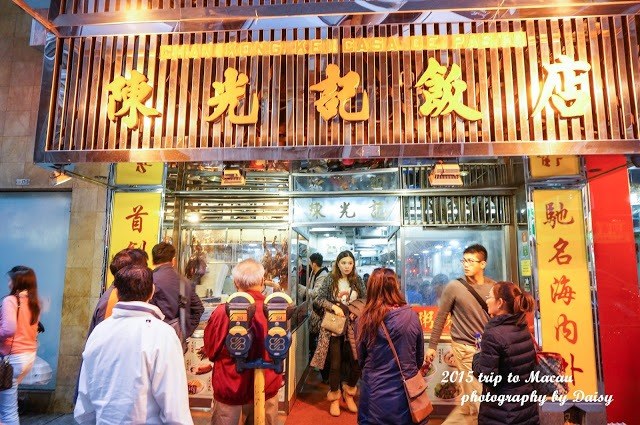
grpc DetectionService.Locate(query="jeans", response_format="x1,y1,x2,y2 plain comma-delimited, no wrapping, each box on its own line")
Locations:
0,352,36,425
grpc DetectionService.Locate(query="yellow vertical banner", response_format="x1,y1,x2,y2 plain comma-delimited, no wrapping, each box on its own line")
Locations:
114,162,164,185
529,156,580,178
533,189,597,397
107,192,162,281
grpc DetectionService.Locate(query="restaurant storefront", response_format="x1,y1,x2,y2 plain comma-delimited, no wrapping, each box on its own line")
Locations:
12,0,640,421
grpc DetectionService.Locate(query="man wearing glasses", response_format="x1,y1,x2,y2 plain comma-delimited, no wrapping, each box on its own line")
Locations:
425,244,495,425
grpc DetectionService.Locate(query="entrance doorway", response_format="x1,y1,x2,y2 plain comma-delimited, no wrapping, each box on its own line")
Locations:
295,225,400,279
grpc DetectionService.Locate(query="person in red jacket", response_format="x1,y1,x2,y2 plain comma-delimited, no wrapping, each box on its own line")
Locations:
203,259,283,425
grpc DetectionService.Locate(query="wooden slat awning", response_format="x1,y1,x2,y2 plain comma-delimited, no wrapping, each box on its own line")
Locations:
34,16,640,163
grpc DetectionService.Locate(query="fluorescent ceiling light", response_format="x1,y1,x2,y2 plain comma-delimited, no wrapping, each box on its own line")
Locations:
309,227,339,232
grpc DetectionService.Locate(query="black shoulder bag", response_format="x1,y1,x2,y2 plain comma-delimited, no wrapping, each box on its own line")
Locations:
457,278,488,314
0,295,19,390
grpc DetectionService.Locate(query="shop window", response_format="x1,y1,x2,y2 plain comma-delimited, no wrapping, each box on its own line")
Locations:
180,228,290,300
402,228,507,306
0,192,71,390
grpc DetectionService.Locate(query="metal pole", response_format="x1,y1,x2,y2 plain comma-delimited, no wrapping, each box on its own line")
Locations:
254,368,266,425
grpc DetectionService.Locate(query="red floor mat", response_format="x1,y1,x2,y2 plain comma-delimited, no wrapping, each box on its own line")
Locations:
285,369,358,425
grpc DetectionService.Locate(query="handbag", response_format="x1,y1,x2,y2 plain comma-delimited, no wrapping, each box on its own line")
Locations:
0,357,13,391
0,295,19,391
321,311,346,336
381,323,433,423
531,338,569,396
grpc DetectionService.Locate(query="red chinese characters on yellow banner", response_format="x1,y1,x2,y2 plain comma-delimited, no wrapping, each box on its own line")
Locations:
114,162,164,185
412,306,452,336
107,192,162,282
533,190,597,396
529,156,580,178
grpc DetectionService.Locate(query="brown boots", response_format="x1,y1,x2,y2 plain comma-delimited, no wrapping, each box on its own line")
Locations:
342,383,358,413
327,390,341,416
327,384,358,416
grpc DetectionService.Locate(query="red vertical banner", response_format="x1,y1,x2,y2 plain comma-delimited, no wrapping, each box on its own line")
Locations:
586,155,640,421
533,189,597,396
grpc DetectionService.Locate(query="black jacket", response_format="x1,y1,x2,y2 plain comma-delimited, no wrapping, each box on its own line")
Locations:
472,314,539,425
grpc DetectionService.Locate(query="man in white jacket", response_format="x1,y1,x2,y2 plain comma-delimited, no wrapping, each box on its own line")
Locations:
74,264,193,425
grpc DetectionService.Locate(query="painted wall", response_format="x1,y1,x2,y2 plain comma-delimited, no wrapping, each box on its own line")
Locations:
586,155,640,422
1,3,109,411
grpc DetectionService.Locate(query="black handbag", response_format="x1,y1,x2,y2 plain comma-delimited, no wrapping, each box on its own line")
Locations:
0,295,19,391
0,357,13,391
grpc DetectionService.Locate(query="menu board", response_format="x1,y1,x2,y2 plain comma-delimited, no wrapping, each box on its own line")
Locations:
184,333,214,404
424,342,463,406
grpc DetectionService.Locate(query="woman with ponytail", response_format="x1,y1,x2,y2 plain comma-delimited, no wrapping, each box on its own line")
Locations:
472,281,539,425
0,266,41,424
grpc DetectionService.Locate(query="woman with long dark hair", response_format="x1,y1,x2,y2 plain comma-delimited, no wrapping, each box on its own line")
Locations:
356,268,425,424
312,250,365,417
185,256,207,286
0,266,41,424
472,281,539,425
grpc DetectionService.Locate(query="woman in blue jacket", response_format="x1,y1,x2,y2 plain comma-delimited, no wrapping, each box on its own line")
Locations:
472,281,539,425
357,268,425,424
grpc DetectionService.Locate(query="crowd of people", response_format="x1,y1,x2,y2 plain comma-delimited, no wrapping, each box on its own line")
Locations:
306,244,539,425
0,242,541,424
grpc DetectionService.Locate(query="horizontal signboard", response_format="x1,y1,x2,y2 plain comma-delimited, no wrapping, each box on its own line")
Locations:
36,17,640,163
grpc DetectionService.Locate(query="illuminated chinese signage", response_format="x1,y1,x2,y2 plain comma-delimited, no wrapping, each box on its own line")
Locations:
41,18,639,161
292,197,400,224
412,306,452,335
416,58,481,121
107,192,162,281
533,190,597,396
532,55,592,118
110,164,164,276
106,70,162,130
205,67,259,125
159,32,526,60
106,53,592,129
310,64,369,122
114,162,164,185
529,156,581,178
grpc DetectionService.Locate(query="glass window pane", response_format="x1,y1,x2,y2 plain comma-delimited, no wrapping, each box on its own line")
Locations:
402,228,507,306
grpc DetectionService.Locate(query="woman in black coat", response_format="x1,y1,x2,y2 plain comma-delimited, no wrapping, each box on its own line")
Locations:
472,281,539,425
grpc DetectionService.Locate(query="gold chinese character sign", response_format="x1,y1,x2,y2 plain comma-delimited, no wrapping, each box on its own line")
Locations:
415,58,482,121
106,70,162,130
310,64,369,122
532,55,591,118
205,67,259,125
